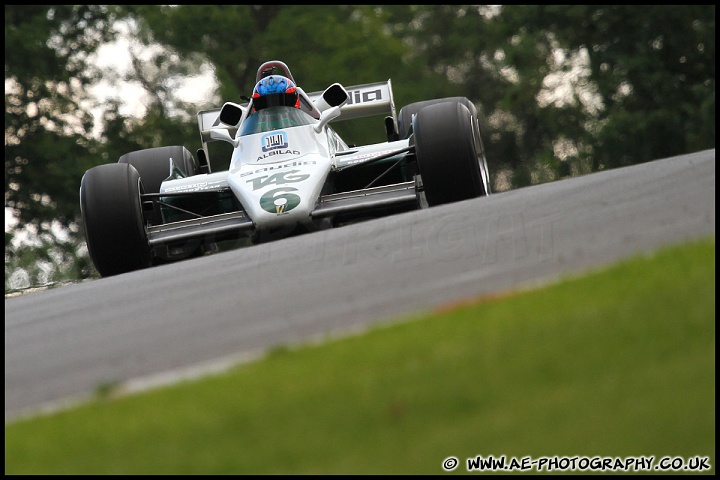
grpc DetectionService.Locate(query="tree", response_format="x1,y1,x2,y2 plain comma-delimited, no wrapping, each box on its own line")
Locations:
117,5,448,150
5,6,121,232
5,6,123,288
378,5,715,187
539,5,715,170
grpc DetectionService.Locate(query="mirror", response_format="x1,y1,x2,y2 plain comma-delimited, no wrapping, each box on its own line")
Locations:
218,102,244,126
313,83,349,113
323,83,349,108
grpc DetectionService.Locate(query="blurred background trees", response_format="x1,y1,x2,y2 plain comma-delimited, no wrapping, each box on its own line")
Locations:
5,5,715,292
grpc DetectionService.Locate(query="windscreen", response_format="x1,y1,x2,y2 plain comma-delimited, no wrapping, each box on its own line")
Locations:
239,106,316,137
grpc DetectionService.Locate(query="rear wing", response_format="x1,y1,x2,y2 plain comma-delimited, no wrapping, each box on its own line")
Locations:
197,79,397,163
307,80,397,122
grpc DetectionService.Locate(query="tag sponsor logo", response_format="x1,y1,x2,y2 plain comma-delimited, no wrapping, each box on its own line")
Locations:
246,170,310,191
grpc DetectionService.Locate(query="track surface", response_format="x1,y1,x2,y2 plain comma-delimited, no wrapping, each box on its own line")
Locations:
5,150,715,419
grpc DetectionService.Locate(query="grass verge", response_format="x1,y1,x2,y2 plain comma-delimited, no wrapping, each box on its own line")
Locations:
5,237,715,474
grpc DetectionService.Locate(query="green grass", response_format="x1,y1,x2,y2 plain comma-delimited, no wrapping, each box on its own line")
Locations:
5,237,715,474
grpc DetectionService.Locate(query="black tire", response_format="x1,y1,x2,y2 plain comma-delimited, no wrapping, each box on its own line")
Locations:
398,97,478,139
80,163,152,277
118,146,197,194
413,102,488,206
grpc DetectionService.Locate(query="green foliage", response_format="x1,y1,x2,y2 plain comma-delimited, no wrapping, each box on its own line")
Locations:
498,5,715,172
4,6,125,285
123,5,419,146
5,6,121,230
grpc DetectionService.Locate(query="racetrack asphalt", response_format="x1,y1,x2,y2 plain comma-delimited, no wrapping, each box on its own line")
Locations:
4,149,715,420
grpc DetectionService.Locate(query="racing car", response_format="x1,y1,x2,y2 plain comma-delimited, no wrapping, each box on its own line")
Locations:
80,60,492,277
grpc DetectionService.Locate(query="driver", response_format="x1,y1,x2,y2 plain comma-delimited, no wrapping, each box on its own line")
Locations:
240,74,315,135
251,75,300,111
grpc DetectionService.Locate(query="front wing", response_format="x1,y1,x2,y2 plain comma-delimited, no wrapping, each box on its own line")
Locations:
145,179,421,248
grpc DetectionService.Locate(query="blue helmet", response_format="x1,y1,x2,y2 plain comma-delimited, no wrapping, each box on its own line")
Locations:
252,75,299,111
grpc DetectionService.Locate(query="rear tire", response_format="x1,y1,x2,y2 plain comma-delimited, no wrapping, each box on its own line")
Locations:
118,146,206,263
413,102,488,206
80,163,151,277
118,146,197,194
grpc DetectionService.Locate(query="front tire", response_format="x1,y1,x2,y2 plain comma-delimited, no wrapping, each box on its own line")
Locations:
80,163,151,277
398,96,479,139
413,101,488,206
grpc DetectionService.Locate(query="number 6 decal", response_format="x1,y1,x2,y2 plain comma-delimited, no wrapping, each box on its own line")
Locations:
260,187,301,214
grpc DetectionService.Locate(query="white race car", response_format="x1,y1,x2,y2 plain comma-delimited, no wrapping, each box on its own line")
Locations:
80,60,492,276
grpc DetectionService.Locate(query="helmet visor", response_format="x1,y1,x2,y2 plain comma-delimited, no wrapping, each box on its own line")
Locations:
253,91,298,110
